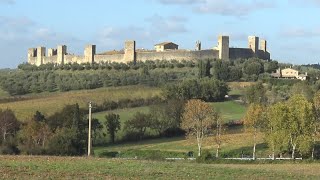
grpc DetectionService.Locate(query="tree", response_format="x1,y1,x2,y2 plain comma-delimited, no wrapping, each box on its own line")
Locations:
181,99,213,156
198,59,211,78
149,104,173,136
244,82,267,104
0,109,20,142
286,95,315,159
243,103,265,160
124,112,152,140
212,60,230,81
91,118,104,144
290,81,314,101
313,91,320,159
213,111,223,158
105,113,121,144
266,103,290,159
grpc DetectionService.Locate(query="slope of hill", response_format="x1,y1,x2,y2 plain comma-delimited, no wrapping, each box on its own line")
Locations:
0,85,161,120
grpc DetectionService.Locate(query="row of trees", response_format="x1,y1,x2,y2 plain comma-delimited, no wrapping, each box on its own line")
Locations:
104,99,186,143
243,93,320,159
163,78,229,102
0,68,193,95
3,58,282,96
18,60,196,71
198,58,279,82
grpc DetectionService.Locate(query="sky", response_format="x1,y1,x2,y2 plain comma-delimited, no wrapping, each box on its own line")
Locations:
0,0,320,68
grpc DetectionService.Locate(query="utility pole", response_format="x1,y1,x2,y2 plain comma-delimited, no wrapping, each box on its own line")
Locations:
88,102,92,156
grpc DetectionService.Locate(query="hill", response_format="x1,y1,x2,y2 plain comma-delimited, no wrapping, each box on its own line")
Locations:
0,85,161,120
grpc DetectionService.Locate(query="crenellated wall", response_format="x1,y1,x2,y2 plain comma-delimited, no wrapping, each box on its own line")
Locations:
27,35,271,66
94,54,125,63
136,49,219,61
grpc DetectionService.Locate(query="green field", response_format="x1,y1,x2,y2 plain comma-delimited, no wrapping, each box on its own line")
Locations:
211,101,246,122
92,100,246,144
94,130,268,158
0,86,161,120
93,106,151,143
1,155,320,179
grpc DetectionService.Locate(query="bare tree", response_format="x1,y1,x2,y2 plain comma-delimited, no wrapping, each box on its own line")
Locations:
0,109,20,141
214,112,223,158
181,99,213,156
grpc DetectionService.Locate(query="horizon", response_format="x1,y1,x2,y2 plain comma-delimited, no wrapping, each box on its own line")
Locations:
1,0,320,68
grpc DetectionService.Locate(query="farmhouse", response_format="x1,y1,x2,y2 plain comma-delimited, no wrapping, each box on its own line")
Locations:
271,68,308,81
154,42,179,52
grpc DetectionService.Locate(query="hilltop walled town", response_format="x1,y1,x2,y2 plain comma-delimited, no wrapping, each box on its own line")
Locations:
28,35,270,66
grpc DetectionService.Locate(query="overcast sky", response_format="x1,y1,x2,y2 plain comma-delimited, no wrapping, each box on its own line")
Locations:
0,0,320,68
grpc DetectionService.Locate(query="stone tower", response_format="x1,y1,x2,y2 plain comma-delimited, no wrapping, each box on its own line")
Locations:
260,39,267,52
218,36,229,60
57,45,67,65
48,48,57,57
85,45,96,64
248,36,259,55
36,46,46,66
195,40,201,51
123,40,136,63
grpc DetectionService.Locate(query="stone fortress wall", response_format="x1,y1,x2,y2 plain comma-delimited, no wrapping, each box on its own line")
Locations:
27,35,270,66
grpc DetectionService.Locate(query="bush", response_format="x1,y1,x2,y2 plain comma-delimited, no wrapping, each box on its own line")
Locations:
196,150,215,163
162,128,186,137
0,138,20,155
99,149,187,160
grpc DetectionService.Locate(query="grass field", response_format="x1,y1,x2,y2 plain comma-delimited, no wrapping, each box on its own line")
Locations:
211,101,246,123
94,130,268,158
92,100,246,143
93,106,151,143
1,155,320,179
0,86,161,120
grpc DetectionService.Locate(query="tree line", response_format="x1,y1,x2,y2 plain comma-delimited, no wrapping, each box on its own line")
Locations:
2,58,281,96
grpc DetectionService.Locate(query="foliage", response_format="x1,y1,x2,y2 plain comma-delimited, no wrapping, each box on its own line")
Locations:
244,82,267,104
198,59,211,78
290,81,314,101
266,95,316,159
124,112,152,140
105,113,121,143
212,60,230,81
181,99,214,156
243,103,265,159
0,109,20,142
163,78,229,102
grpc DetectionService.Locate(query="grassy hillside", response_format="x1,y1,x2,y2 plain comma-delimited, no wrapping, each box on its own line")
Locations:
92,100,246,143
0,86,161,120
93,106,151,143
1,155,320,179
211,101,246,123
94,130,268,158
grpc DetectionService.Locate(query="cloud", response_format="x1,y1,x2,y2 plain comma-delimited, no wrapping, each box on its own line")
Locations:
194,0,275,17
280,27,320,38
146,14,188,34
155,0,275,17
95,14,189,51
95,26,152,50
0,16,82,68
0,0,15,4
0,16,35,41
